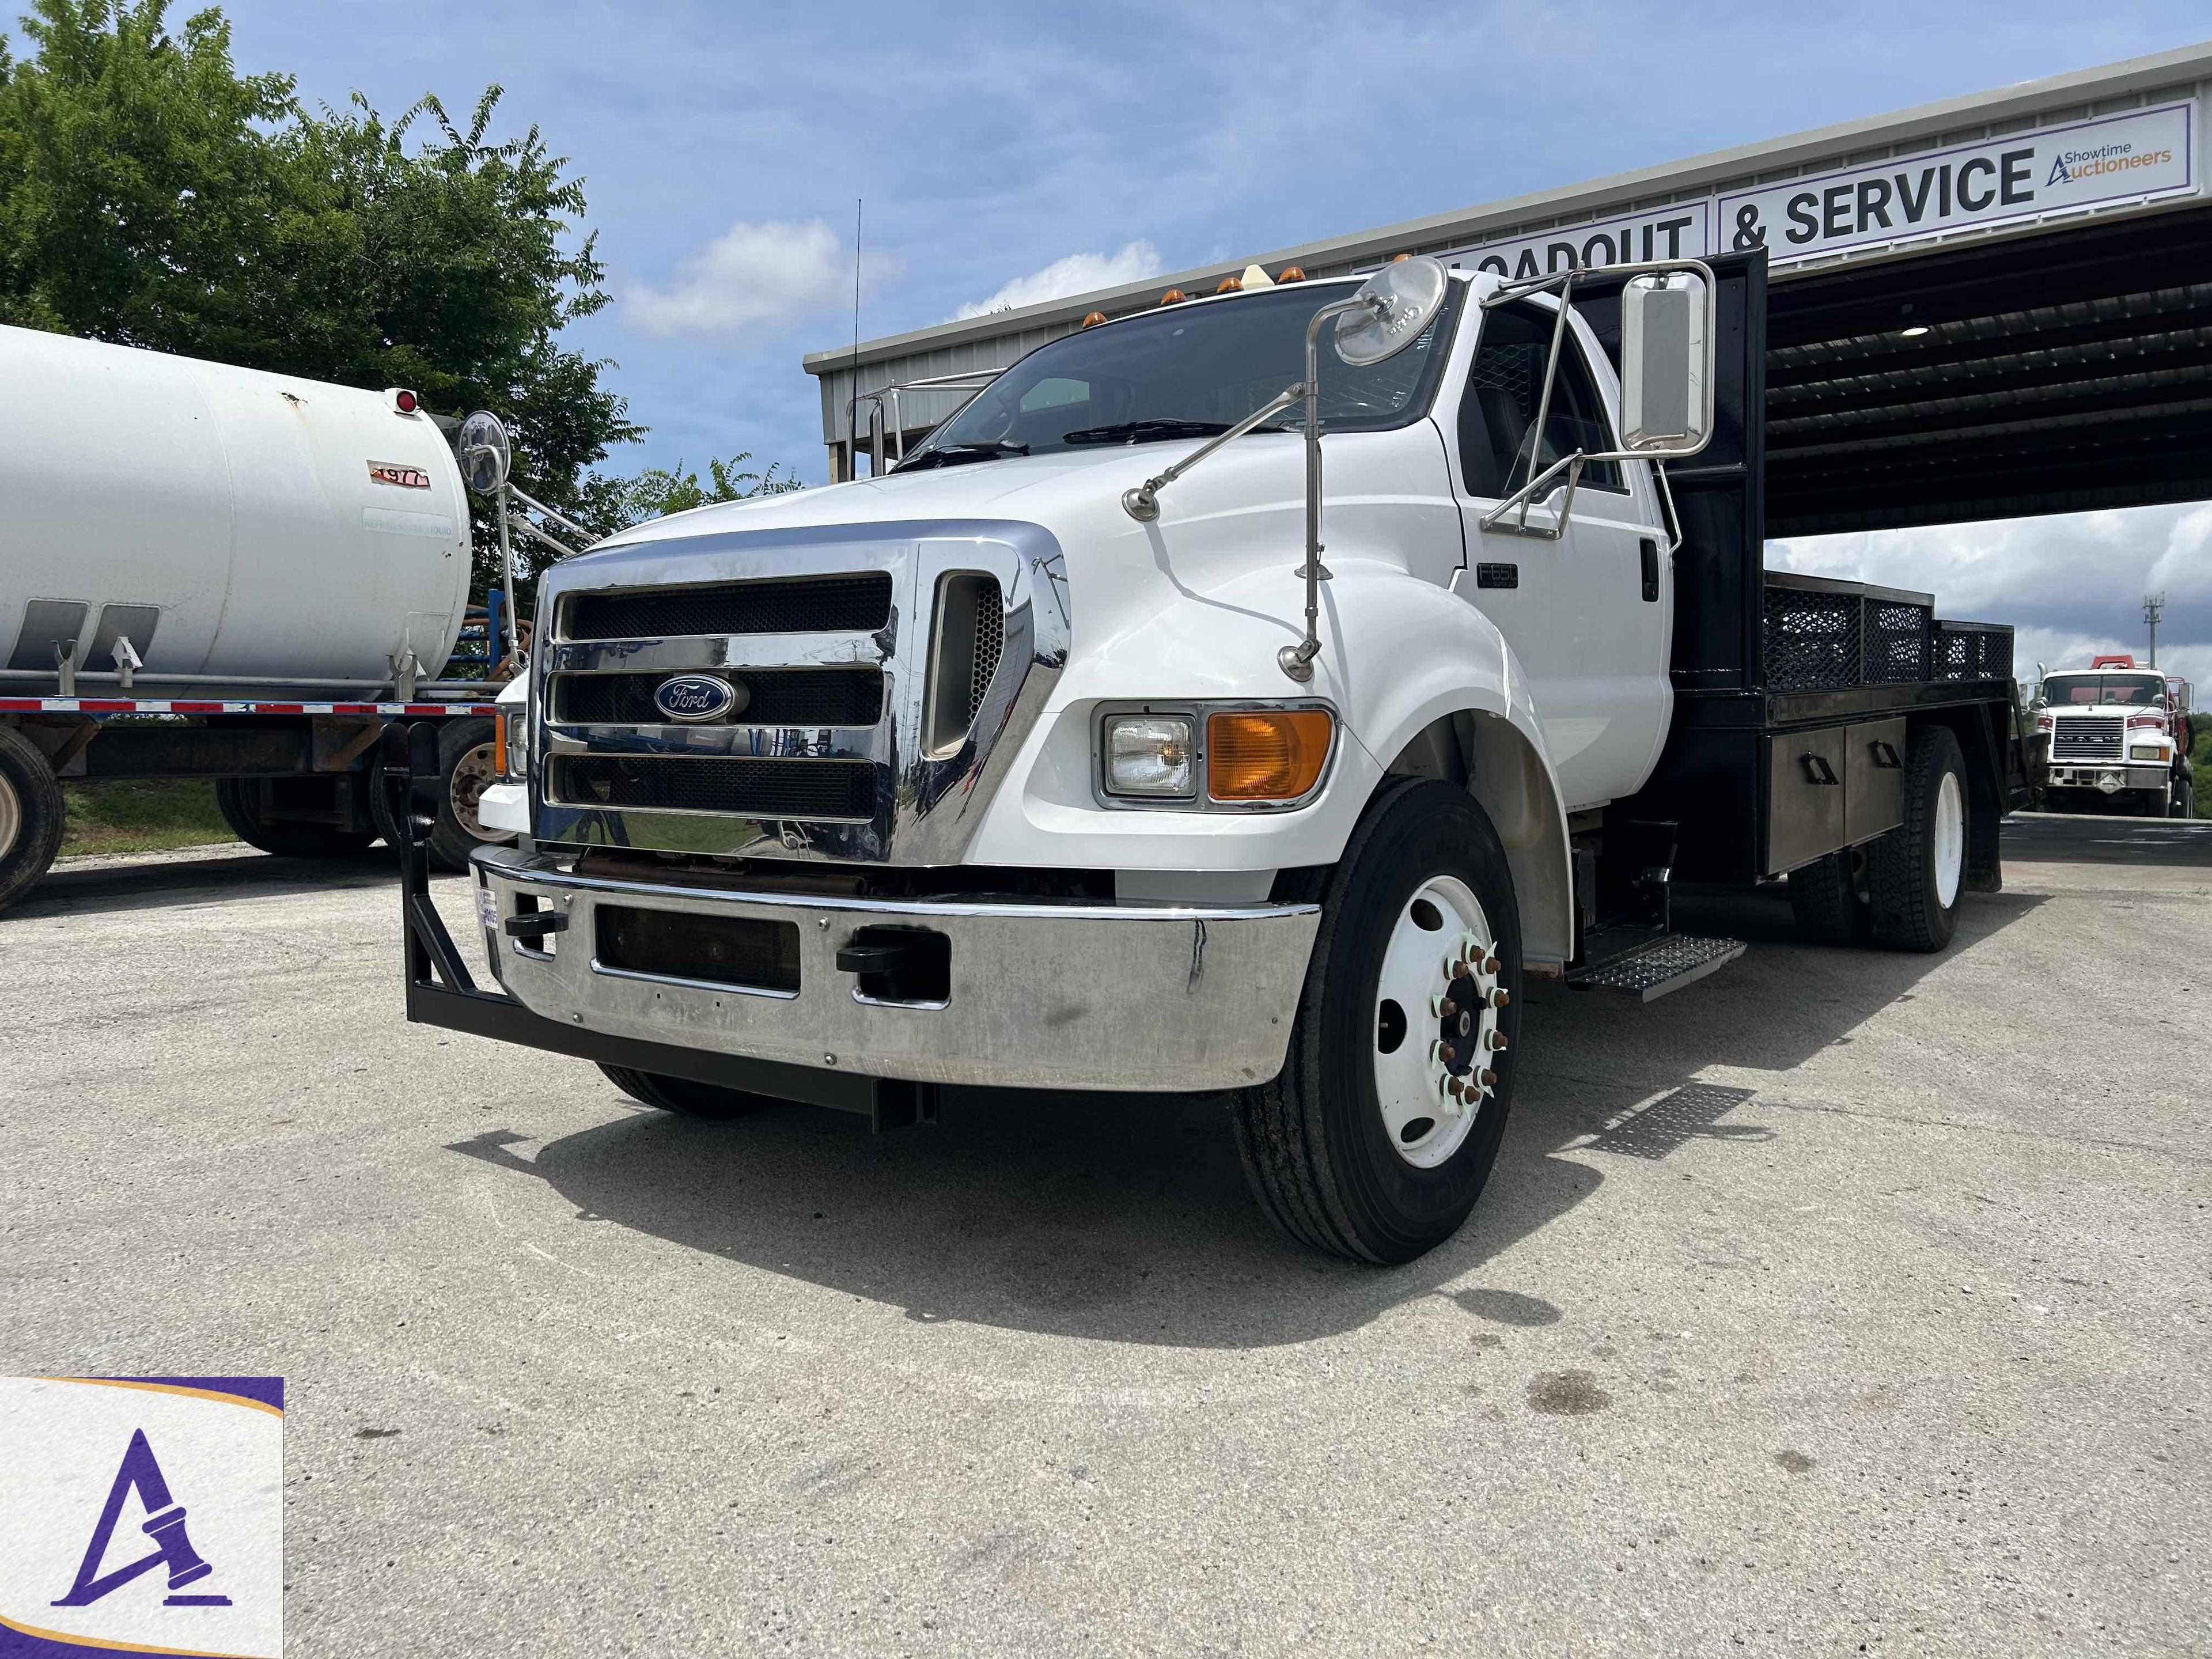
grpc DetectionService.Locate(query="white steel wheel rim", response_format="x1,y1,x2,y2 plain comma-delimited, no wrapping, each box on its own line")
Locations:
448,743,512,842
0,768,19,860
1933,770,1965,909
1372,874,1499,1170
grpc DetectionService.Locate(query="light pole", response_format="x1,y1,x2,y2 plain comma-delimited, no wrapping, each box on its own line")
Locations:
2143,592,2165,667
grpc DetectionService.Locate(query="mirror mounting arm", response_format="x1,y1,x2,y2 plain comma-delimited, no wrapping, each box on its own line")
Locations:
1279,293,1373,683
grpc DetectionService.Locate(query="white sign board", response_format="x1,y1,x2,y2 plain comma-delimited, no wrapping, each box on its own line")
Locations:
1437,99,2196,278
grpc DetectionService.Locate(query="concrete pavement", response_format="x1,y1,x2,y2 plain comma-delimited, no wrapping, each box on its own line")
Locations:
3,814,2207,1656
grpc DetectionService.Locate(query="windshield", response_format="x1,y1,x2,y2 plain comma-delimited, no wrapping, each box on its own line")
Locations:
899,278,1463,469
2042,675,2166,706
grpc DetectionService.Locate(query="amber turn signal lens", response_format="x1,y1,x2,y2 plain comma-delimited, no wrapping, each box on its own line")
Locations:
1206,710,1333,801
493,714,508,776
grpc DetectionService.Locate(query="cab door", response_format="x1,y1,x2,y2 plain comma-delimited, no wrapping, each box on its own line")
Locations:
1448,295,1672,810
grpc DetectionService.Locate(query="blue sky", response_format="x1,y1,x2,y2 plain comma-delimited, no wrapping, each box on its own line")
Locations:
192,3,2212,680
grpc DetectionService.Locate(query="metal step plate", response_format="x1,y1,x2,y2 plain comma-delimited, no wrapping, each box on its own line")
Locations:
1566,933,1747,1002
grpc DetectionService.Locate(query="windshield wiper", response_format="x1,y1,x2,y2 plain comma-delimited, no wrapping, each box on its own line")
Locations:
1059,418,1290,446
894,440,1029,472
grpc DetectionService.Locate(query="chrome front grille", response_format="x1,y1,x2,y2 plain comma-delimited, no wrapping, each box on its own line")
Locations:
560,573,892,640
553,668,885,728
2051,717,2123,760
529,520,1069,866
551,755,878,820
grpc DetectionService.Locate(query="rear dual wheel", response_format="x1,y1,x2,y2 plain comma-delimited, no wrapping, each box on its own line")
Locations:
0,726,66,914
1229,780,1521,1264
1866,725,1967,953
214,778,379,858
369,717,514,873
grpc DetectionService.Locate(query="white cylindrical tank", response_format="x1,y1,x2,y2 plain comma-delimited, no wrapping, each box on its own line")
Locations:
0,324,474,685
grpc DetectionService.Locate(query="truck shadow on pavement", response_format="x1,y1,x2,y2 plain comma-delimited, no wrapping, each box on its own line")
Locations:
12,849,399,919
448,884,2043,1351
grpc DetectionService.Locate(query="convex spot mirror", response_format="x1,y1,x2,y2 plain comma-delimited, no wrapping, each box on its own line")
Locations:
1335,255,1450,366
1619,271,1715,457
457,410,513,495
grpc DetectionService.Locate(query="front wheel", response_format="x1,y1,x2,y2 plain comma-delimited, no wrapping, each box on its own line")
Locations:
2172,777,2196,819
599,1064,780,1119
1229,779,1522,1264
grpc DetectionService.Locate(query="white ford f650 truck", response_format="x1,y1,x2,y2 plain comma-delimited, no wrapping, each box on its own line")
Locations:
388,251,2025,1263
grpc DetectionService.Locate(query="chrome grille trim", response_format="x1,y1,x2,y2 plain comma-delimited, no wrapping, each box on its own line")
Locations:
528,519,1069,866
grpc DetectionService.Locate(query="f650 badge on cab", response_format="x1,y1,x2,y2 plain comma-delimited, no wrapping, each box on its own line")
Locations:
653,674,743,722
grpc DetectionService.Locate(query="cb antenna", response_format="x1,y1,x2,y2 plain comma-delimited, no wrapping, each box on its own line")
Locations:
850,196,863,480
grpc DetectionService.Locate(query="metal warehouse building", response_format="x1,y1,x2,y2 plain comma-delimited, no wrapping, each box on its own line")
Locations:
804,41,2212,540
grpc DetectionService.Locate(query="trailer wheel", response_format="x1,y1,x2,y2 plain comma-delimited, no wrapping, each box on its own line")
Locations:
2172,777,2196,819
1866,725,1967,952
599,1064,778,1119
1227,779,1521,1264
0,725,66,913
214,778,378,859
372,718,515,873
1786,850,1868,945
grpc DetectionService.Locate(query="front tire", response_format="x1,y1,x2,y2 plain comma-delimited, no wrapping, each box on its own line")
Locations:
1867,725,1967,952
2173,777,2197,819
1229,779,1522,1264
599,1064,779,1119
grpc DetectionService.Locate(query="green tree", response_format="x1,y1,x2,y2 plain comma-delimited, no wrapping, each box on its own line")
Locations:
584,451,803,533
0,0,647,588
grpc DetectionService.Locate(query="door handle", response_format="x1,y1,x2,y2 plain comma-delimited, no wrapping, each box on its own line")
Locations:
1869,739,1902,768
1639,538,1660,603
1799,752,1840,786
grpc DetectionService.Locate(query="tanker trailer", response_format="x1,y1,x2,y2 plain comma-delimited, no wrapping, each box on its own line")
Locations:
0,324,517,912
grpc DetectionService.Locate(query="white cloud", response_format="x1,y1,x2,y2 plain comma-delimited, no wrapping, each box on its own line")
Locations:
955,240,1163,320
627,219,897,342
1770,503,2210,681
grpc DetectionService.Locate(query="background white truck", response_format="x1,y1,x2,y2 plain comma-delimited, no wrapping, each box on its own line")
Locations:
0,326,520,912
389,249,2026,1264
2030,654,2196,817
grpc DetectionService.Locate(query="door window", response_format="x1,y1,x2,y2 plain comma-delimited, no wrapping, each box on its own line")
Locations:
1457,302,1626,498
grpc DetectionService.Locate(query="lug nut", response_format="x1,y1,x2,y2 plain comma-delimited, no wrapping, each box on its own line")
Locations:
1485,1029,1509,1052
1480,953,1500,976
1488,987,1510,1009
1428,1040,1448,1067
1478,1068,1497,1090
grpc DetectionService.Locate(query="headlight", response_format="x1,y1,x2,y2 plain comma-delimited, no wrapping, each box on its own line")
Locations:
2130,742,2165,761
1097,704,1337,807
497,696,530,781
1103,713,1196,798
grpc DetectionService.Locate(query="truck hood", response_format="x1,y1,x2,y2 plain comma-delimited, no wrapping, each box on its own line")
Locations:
571,429,1459,676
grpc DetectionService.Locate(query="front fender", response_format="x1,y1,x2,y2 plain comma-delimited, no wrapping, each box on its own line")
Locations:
1327,564,1578,968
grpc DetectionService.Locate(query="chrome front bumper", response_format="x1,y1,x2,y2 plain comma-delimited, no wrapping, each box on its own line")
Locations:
2046,764,2168,791
469,846,1320,1091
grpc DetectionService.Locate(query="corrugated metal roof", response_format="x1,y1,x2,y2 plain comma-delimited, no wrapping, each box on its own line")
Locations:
805,39,2212,448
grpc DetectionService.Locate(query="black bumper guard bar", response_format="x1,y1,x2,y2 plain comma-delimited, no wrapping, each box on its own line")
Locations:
383,724,940,1130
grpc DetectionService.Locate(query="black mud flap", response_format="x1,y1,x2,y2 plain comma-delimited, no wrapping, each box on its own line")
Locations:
381,724,936,1128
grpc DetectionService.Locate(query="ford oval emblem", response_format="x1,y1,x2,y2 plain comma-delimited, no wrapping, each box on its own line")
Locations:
653,673,738,722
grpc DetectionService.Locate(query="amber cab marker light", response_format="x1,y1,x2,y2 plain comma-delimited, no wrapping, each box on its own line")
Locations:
1215,275,1243,293
1277,266,1307,283
1207,710,1334,801
1080,310,1108,328
1159,288,1187,305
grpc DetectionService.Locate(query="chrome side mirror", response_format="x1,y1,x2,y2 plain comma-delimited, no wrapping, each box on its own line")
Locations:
457,411,513,495
1619,271,1715,457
